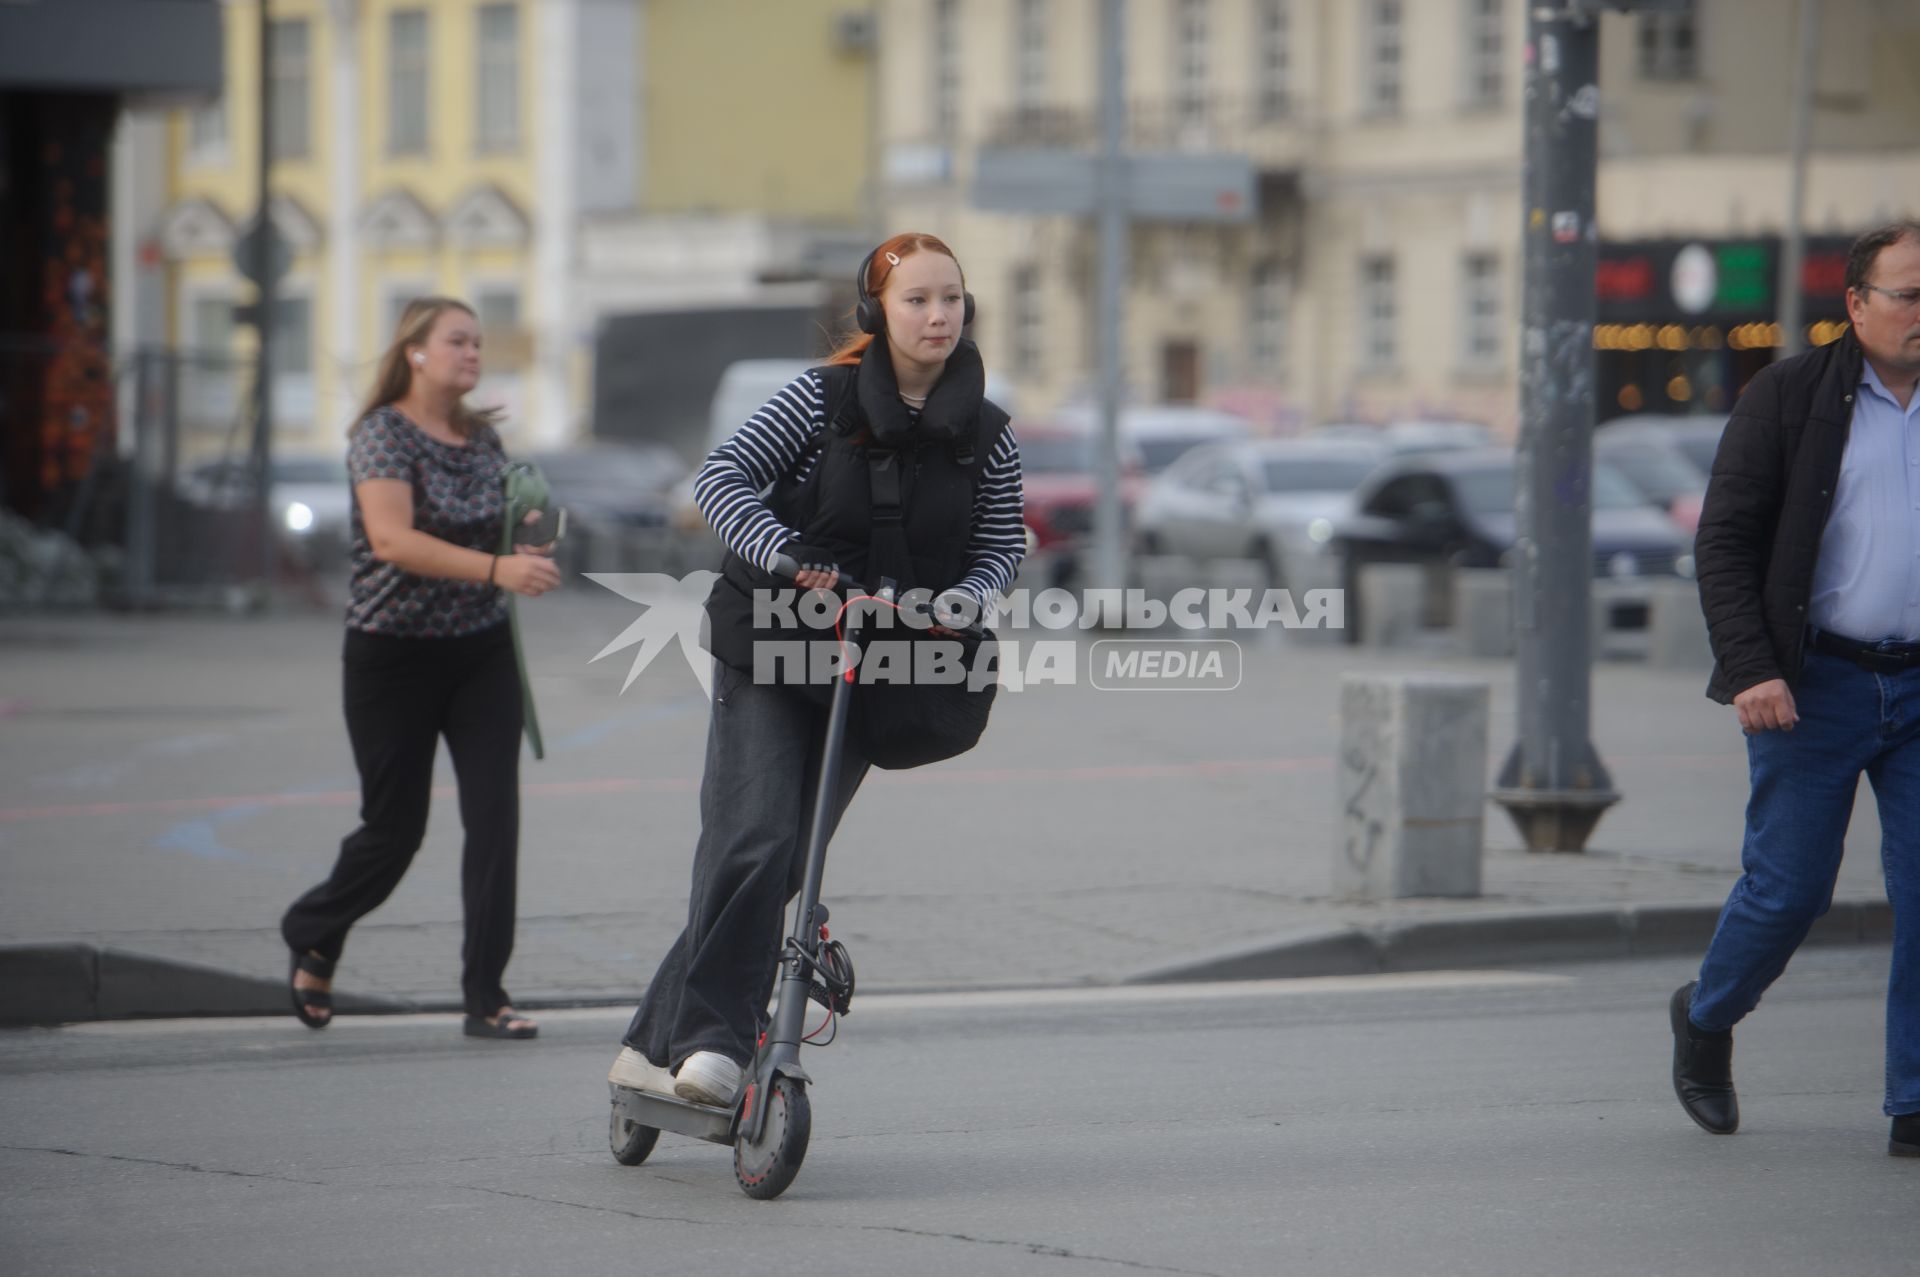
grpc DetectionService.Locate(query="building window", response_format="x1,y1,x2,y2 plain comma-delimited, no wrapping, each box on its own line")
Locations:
268,19,310,161
1012,0,1047,110
1359,255,1397,370
270,292,316,424
1462,252,1501,368
1255,0,1292,122
1010,264,1042,377
188,98,227,165
932,0,960,140
1464,0,1503,109
476,4,520,152
182,292,238,422
191,295,235,355
475,286,526,370
1365,0,1403,117
1639,1,1699,81
1249,260,1289,380
1173,0,1209,133
389,9,430,156
272,295,313,379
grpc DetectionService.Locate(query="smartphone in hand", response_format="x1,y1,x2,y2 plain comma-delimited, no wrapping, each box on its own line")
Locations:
514,506,568,549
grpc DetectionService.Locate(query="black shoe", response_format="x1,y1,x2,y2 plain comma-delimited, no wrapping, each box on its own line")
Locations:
1892,1115,1920,1158
1670,981,1738,1135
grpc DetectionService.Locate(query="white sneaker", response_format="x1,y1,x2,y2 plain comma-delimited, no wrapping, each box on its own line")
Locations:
608,1047,676,1096
673,1051,743,1106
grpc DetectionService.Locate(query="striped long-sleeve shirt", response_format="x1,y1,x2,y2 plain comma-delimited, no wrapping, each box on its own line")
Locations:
693,370,1026,606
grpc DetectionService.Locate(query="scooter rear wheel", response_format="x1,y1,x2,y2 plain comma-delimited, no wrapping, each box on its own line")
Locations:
733,1075,809,1199
609,1107,660,1166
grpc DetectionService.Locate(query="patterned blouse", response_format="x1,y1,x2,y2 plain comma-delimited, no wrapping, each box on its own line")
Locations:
345,406,510,638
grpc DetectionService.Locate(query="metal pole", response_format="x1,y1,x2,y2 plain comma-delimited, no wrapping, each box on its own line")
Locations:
1089,0,1127,597
1491,6,1617,852
126,348,159,604
1777,0,1822,358
252,0,276,589
863,0,883,241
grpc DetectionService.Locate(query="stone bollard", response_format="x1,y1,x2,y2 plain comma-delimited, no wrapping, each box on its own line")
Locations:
1335,673,1490,899
1452,568,1513,659
1357,563,1426,648
1646,577,1713,670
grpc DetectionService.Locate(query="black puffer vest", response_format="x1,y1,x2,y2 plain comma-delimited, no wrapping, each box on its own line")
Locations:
704,336,1011,678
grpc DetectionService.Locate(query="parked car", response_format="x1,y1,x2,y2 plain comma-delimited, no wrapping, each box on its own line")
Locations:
530,442,688,529
178,453,354,568
1132,439,1385,587
1331,449,1690,643
1308,419,1494,457
1019,425,1147,585
1045,403,1254,474
1593,429,1709,536
1597,413,1730,475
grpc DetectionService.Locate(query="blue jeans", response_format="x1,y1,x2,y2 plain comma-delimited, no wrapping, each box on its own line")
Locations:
1692,646,1920,1116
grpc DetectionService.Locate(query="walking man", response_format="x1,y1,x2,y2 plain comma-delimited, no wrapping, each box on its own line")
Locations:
1677,220,1920,1156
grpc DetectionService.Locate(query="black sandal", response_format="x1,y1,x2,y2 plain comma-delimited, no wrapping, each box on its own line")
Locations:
289,951,335,1029
463,1007,538,1040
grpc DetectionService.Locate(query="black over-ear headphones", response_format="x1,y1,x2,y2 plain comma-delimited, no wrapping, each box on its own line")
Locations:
854,245,976,335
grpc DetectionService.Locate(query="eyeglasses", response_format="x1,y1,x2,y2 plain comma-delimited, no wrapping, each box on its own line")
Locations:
1858,283,1920,310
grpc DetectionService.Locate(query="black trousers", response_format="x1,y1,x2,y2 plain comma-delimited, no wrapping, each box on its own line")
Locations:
282,623,523,1017
624,662,869,1071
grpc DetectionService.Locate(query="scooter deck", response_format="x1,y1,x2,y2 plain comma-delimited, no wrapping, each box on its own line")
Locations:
609,1082,735,1145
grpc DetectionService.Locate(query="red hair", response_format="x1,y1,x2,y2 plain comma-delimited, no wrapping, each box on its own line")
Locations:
824,232,967,367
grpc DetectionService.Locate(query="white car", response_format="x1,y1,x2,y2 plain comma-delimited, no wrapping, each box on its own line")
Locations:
1132,439,1386,588
668,359,815,536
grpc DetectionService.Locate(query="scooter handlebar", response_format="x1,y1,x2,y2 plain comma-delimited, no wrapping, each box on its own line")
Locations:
769,552,862,596
767,553,985,638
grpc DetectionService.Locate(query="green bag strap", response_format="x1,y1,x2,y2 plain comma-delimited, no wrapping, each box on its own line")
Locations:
499,461,549,761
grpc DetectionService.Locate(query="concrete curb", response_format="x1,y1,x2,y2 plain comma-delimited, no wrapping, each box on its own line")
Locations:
1122,897,1895,985
2,897,1894,1022
0,944,407,1026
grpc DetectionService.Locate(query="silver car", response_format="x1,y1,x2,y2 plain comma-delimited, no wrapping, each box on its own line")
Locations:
1132,439,1385,587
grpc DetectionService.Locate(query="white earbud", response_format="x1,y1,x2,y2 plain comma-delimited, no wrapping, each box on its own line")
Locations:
411,353,425,367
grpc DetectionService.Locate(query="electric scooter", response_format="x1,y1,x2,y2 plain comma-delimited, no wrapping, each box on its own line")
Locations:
607,554,966,1199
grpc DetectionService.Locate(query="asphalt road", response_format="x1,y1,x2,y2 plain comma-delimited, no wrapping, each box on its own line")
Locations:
2,950,1911,1276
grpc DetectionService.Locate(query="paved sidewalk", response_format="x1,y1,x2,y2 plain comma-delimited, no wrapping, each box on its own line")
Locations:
0,583,1893,1019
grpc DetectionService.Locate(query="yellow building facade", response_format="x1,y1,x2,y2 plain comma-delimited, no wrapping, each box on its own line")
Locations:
158,0,543,450
149,0,874,454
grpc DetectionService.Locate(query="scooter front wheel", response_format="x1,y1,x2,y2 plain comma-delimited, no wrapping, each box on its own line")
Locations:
609,1107,660,1166
733,1075,810,1199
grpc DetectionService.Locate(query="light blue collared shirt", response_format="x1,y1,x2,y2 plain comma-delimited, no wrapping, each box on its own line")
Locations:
1809,362,1920,642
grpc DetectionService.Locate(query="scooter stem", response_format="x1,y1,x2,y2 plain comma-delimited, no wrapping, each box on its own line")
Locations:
766,581,884,1057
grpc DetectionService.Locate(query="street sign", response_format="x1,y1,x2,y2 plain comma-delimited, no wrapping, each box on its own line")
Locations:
231,217,291,289
973,149,1256,223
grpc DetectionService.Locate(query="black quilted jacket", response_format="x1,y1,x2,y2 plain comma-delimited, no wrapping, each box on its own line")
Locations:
1696,328,1865,703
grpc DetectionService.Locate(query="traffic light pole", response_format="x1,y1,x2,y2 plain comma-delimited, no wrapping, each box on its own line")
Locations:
1490,4,1619,851
251,0,276,588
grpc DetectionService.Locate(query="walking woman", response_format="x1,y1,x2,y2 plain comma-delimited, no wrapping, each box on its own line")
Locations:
607,232,1026,1103
284,296,561,1038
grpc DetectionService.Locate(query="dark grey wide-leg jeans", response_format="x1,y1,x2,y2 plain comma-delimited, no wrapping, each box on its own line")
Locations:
624,661,869,1070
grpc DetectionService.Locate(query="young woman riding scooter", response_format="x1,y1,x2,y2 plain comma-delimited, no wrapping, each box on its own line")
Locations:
607,232,1026,1107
